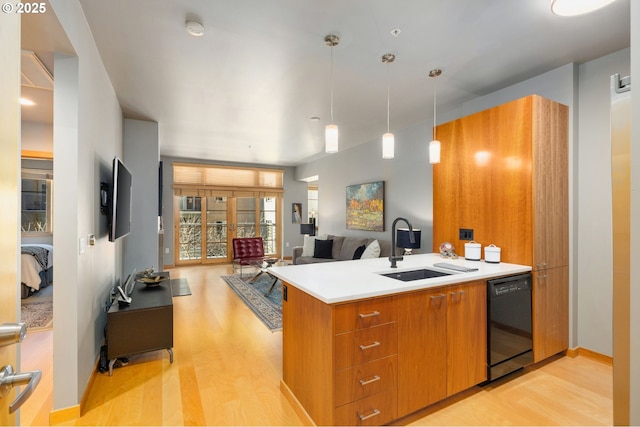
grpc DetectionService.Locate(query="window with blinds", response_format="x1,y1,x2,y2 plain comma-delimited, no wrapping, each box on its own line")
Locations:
173,163,283,196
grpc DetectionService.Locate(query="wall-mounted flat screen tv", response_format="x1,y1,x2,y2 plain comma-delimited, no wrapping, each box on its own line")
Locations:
109,156,132,242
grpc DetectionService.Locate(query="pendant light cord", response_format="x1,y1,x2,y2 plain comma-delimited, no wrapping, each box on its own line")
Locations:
433,82,437,140
330,44,334,123
386,62,390,133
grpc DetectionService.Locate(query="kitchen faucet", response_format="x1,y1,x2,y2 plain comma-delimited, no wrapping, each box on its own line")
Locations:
390,217,415,268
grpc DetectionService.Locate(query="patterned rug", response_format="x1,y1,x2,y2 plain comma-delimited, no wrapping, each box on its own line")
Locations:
21,299,53,330
222,273,282,332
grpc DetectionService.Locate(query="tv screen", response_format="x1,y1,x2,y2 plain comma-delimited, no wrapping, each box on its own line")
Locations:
109,157,132,242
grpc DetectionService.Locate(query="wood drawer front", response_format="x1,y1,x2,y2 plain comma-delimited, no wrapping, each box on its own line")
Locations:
334,388,397,426
335,296,397,334
335,323,397,371
335,355,397,407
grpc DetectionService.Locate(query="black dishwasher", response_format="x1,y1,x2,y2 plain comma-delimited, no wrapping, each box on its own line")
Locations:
487,273,533,382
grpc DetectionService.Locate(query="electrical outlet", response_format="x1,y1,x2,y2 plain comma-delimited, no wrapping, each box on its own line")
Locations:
459,228,474,240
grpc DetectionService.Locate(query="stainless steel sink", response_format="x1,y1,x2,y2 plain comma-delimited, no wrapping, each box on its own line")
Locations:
380,268,452,282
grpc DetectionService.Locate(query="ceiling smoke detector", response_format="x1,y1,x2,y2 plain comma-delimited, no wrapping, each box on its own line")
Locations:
186,20,205,37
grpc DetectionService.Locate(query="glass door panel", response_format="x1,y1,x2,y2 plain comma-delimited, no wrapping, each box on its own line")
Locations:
236,197,256,238
260,197,277,254
178,196,202,261
206,197,228,260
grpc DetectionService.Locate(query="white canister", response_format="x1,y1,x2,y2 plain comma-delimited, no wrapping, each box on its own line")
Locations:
484,244,501,263
464,241,481,261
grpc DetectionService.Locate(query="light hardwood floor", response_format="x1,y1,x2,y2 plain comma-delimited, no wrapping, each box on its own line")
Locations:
21,264,612,426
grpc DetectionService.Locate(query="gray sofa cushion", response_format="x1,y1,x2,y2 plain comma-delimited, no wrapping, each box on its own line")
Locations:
338,237,370,261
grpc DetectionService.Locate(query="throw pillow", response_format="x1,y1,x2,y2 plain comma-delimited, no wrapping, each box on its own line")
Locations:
301,235,316,257
361,240,381,259
352,245,366,260
314,239,334,259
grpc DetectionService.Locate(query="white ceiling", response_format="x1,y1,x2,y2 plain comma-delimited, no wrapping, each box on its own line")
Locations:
73,0,630,166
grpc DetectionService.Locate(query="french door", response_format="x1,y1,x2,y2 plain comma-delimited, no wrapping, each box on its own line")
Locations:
176,194,280,265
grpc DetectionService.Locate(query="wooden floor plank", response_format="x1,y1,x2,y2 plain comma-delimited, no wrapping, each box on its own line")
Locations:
20,264,612,426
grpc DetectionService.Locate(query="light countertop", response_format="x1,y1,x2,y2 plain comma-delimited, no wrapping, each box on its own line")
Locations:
269,253,531,304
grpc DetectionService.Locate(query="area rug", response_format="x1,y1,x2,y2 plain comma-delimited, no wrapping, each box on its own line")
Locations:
222,273,282,332
21,299,53,330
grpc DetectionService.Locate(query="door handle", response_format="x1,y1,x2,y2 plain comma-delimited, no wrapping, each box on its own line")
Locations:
0,323,27,348
0,365,42,413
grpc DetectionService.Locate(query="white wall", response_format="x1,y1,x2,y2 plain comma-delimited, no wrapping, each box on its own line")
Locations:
50,0,123,411
21,122,53,152
577,48,630,356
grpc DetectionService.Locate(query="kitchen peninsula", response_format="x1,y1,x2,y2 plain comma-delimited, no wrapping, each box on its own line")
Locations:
269,254,531,426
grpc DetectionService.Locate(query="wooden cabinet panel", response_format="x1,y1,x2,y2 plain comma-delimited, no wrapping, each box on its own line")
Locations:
397,287,447,414
334,296,397,334
334,388,397,426
335,323,398,371
533,97,569,270
282,283,334,426
489,97,534,265
532,266,569,362
335,355,397,407
446,280,487,396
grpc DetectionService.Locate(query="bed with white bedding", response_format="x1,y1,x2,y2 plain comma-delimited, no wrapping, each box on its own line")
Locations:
21,243,53,299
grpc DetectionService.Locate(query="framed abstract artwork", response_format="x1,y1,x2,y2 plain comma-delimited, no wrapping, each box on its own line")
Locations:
346,181,385,231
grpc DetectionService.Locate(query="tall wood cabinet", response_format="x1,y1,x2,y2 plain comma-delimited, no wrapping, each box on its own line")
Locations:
433,94,569,362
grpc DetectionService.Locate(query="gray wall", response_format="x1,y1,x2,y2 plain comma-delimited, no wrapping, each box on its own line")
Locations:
49,0,123,411
123,119,159,274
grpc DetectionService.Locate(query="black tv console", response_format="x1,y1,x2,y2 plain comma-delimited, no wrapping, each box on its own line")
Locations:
106,275,174,376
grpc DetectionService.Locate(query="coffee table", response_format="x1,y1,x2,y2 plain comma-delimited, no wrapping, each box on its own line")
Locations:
248,257,280,296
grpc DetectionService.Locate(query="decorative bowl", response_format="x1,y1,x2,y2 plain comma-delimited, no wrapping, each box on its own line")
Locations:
137,275,169,287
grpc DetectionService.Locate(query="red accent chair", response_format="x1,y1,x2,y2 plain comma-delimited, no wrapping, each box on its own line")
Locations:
232,237,266,277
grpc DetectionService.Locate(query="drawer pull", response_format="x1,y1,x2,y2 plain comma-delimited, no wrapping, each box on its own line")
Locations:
358,408,381,421
358,310,380,319
359,341,380,351
359,375,381,386
430,294,446,300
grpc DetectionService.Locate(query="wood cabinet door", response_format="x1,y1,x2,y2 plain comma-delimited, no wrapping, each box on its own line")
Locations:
446,281,487,397
397,288,447,415
532,266,569,362
532,97,569,270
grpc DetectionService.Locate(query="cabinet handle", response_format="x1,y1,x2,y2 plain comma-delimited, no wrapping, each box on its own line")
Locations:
536,262,547,269
359,341,380,351
358,310,380,319
358,408,381,421
449,290,465,296
430,294,446,300
359,375,381,386
537,274,548,280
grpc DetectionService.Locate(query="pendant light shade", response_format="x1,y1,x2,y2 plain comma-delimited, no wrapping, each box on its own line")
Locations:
382,133,395,159
382,53,395,159
429,140,441,164
325,124,338,153
429,68,442,164
325,35,339,154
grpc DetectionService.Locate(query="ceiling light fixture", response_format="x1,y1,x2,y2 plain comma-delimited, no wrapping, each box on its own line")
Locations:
550,0,617,16
382,53,396,159
186,20,205,37
325,34,340,154
428,68,442,165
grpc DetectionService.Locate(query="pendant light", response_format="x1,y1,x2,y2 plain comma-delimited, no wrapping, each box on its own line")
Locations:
325,35,339,154
382,53,395,159
428,68,442,164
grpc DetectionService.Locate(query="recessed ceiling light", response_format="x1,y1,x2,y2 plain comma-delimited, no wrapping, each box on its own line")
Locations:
551,0,617,16
186,20,205,37
20,97,35,106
